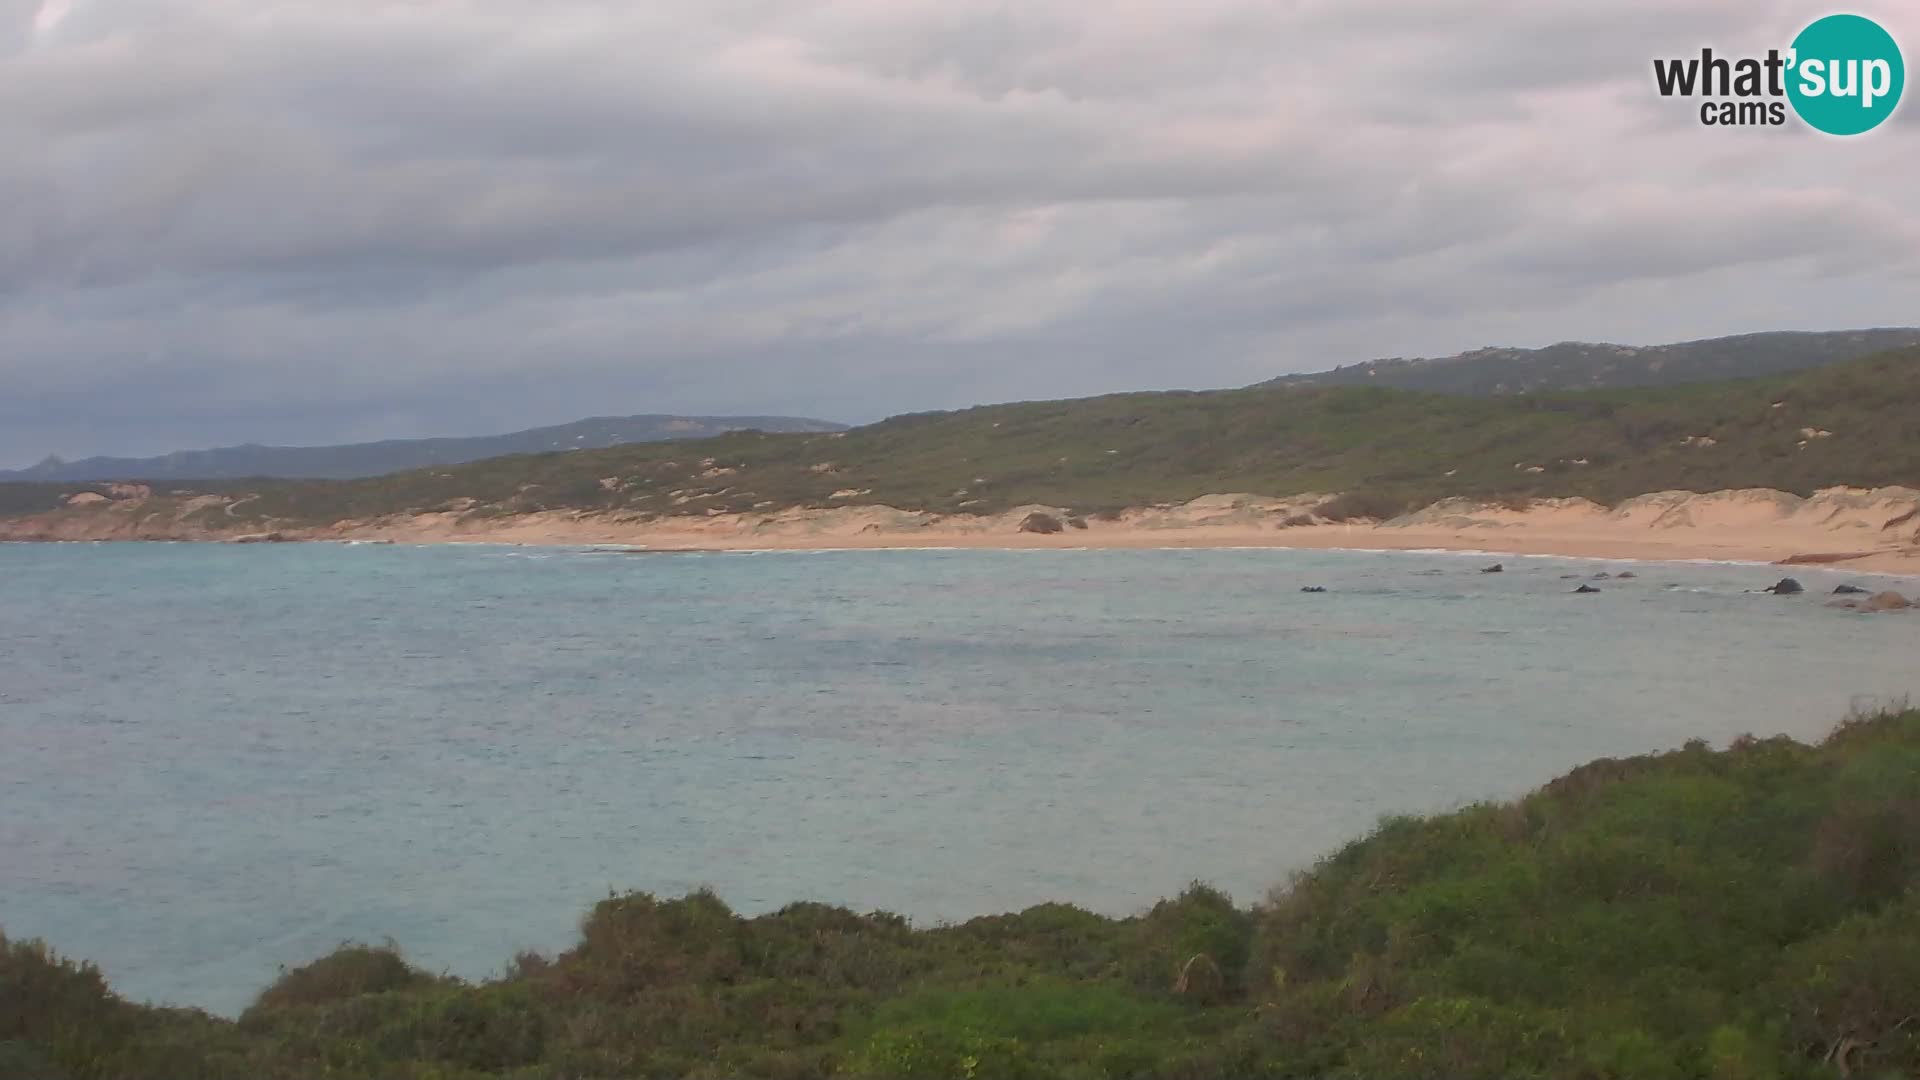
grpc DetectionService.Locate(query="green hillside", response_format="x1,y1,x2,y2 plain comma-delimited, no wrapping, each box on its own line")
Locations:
1258,328,1920,396
248,344,1920,523
6,344,1918,527
7,706,1920,1078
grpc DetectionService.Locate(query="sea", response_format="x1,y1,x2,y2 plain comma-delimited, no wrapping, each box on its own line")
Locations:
3,541,1918,1015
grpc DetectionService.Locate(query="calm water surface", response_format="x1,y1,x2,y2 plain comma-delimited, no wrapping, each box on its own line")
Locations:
3,542,1918,1014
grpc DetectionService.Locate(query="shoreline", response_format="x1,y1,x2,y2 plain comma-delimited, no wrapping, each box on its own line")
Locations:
11,524,1920,578
21,537,1920,583
5,486,1920,575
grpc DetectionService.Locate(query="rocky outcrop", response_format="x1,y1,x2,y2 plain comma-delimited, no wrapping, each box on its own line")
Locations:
1124,493,1329,530
1383,496,1605,529
1379,488,1920,548
0,494,269,541
1765,578,1804,595
1830,590,1912,613
1017,512,1065,534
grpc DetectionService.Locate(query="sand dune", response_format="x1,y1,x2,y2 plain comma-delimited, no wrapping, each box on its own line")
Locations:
6,486,1919,573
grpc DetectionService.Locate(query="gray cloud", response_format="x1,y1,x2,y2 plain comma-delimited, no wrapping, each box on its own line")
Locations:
2,0,1917,464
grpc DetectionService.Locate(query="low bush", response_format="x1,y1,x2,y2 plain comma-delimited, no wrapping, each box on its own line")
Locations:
10,707,1920,1078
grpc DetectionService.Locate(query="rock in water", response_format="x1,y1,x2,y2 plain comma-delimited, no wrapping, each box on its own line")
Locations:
1480,563,1503,574
1765,578,1805,595
1574,584,1601,594
1300,586,1327,593
1616,571,1637,580
1866,591,1912,612
1832,584,1871,595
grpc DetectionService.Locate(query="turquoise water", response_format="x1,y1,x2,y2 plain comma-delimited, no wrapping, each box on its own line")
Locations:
3,541,1918,1015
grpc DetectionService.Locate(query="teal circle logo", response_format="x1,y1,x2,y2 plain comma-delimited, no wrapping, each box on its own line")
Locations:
1787,14,1904,135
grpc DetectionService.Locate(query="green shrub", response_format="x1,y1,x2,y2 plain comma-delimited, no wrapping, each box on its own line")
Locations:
843,1024,1044,1079
12,707,1920,1079
1131,884,1252,1003
1337,995,1567,1080
1703,1024,1780,1080
247,942,433,1013
1769,893,1920,1076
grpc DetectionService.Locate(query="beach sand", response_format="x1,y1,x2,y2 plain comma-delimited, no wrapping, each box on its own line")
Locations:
310,487,1920,574
8,486,1920,574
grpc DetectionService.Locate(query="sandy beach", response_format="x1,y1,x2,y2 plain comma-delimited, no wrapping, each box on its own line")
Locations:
359,489,1920,575
12,485,1919,575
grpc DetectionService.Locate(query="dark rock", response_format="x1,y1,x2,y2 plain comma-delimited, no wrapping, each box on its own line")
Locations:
1480,563,1504,574
1065,516,1089,530
1300,586,1327,593
1559,573,1582,580
1592,572,1612,580
1573,584,1601,594
1765,577,1805,595
1017,512,1064,535
1616,571,1637,579
1832,584,1871,595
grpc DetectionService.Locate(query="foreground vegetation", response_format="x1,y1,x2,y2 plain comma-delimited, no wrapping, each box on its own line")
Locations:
7,707,1920,1079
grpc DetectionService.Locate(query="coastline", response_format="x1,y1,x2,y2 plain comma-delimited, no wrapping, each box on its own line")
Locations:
383,524,1920,576
6,486,1920,576
405,522,1920,576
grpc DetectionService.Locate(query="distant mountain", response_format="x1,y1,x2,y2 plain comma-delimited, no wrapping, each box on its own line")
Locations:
1258,328,1920,395
3,415,848,482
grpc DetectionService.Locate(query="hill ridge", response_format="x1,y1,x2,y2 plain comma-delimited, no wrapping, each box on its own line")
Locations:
1258,327,1920,395
1,413,848,483
4,342,1918,539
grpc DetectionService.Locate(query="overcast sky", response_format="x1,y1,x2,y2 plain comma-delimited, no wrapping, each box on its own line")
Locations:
3,0,1916,465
